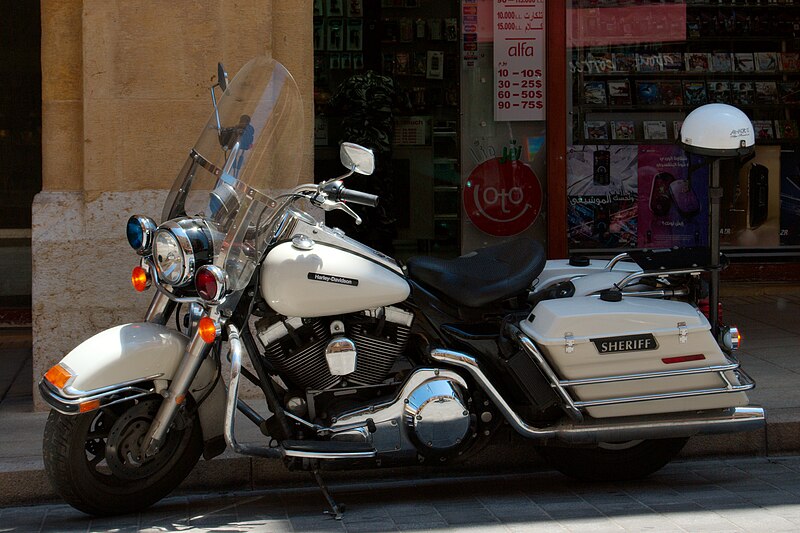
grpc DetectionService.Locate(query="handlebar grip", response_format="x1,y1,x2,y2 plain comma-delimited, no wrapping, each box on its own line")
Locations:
338,186,379,207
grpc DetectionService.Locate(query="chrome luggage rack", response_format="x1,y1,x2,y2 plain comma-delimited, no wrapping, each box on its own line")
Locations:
516,334,754,416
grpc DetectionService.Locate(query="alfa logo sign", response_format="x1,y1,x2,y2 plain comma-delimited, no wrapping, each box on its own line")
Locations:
463,158,542,236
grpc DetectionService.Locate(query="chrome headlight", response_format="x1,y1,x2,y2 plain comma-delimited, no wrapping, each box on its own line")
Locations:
153,219,213,287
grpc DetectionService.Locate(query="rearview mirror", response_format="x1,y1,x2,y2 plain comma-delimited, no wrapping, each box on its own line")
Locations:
218,63,229,92
340,142,375,175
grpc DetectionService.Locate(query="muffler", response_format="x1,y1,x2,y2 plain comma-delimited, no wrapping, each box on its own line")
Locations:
429,349,765,444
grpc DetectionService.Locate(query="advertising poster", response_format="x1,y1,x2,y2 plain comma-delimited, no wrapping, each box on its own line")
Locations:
637,145,709,248
567,145,638,248
780,150,800,246
720,145,781,247
493,0,545,121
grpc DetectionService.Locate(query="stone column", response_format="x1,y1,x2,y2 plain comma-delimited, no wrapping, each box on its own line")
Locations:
33,0,312,408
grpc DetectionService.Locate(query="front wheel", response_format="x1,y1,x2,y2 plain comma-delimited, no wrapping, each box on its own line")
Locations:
43,397,203,516
537,438,688,482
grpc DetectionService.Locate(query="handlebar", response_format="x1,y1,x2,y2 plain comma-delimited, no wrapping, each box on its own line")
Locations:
338,186,379,207
321,181,379,207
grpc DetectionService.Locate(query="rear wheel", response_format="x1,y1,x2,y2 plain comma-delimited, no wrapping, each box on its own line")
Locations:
538,438,688,481
43,397,203,516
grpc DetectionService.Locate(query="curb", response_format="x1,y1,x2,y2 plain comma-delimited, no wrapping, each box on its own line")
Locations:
3,420,798,509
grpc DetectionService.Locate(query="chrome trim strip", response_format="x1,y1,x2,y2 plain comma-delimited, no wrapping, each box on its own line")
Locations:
621,288,690,298
429,348,765,443
282,449,376,460
605,253,632,270
572,382,753,409
616,267,705,289
515,335,584,422
560,360,741,387
558,356,754,409
39,379,155,415
59,373,164,399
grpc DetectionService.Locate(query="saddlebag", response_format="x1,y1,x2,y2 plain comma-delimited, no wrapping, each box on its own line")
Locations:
519,296,752,418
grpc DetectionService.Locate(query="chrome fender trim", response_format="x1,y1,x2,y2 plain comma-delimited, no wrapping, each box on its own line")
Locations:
429,348,765,444
39,322,225,443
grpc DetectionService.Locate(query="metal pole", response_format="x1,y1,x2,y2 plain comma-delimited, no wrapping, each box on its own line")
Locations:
709,160,723,339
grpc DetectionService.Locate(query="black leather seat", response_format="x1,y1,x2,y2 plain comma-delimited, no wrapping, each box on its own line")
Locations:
406,238,546,308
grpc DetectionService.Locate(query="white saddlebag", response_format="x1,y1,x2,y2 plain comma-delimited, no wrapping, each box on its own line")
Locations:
519,296,751,418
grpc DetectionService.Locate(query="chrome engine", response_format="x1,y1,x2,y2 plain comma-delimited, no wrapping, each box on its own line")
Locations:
257,308,478,458
256,306,413,392
329,369,473,458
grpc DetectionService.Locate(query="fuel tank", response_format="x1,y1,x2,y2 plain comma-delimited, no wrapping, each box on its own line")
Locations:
261,226,410,317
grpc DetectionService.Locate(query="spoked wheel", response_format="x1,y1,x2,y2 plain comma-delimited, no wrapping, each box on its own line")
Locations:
537,438,688,482
43,397,203,516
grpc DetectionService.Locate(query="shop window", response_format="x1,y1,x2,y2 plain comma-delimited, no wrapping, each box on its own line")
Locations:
567,0,800,256
313,0,462,258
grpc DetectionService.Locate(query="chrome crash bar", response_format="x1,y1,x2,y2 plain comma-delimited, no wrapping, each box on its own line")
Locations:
429,348,764,445
224,325,376,460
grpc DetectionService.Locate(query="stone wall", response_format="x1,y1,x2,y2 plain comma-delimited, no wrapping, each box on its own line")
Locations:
33,0,312,408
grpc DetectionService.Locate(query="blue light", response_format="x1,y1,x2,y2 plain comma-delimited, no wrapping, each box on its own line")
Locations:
127,218,144,250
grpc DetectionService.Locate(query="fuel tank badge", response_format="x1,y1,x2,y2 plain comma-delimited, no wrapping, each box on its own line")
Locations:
307,272,359,286
591,333,658,354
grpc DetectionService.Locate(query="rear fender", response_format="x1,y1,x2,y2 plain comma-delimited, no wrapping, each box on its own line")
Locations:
39,323,225,448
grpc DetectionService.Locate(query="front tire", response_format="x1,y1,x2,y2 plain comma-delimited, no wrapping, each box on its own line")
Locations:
43,397,203,516
538,438,688,481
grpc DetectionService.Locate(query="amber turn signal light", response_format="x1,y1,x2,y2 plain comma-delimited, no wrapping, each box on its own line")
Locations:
79,399,101,413
198,317,218,343
45,364,72,389
131,266,150,292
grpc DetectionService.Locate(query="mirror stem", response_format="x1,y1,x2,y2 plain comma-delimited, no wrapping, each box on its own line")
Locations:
211,85,222,133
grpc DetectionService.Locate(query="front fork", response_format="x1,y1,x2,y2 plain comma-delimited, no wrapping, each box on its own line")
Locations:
141,292,214,456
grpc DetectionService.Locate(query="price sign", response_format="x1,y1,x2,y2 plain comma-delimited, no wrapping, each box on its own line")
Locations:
494,0,545,121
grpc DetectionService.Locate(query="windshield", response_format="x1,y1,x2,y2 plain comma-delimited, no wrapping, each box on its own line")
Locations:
162,56,305,312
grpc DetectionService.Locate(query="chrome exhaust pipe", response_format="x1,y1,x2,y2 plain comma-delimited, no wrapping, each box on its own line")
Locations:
429,348,765,444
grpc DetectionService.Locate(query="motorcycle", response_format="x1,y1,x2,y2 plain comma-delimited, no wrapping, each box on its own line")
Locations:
39,56,765,517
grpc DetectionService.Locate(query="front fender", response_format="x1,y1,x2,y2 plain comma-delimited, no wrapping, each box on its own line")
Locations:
40,323,225,446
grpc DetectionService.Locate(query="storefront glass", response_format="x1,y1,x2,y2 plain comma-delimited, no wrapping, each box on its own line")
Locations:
313,0,547,259
567,1,800,257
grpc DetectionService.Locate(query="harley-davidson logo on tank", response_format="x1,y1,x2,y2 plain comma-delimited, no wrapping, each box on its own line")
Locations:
463,155,543,236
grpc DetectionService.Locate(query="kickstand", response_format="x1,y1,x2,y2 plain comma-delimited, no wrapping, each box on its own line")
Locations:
312,469,345,520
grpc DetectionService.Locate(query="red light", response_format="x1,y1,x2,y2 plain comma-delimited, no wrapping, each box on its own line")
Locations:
196,268,218,301
662,354,706,365
698,299,723,322
131,266,150,292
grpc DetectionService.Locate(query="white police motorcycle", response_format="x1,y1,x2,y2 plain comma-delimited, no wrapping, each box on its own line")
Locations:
39,56,764,517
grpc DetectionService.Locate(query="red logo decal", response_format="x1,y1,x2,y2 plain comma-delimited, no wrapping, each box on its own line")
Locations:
463,158,542,236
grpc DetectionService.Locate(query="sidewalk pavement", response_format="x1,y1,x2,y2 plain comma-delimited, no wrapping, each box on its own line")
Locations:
1,293,798,507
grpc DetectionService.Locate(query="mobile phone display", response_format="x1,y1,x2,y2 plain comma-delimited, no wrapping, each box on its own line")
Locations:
593,150,611,186
648,172,674,216
669,178,700,218
748,163,769,229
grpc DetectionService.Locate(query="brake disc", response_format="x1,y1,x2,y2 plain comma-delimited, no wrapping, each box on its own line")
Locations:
105,398,187,480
